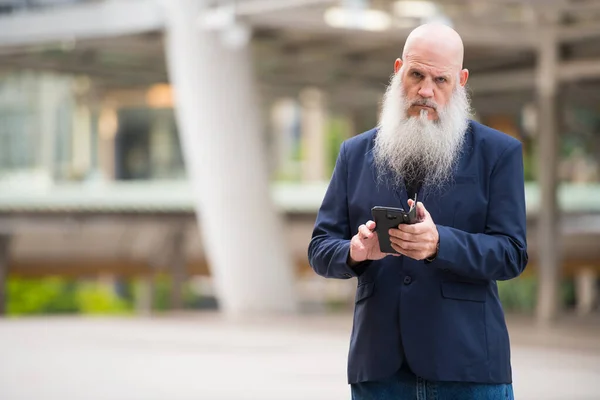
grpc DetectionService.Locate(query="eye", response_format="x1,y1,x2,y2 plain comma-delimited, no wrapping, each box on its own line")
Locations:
412,71,423,79
436,77,447,83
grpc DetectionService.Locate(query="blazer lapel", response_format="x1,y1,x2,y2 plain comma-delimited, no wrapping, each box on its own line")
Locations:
366,147,411,211
424,121,476,226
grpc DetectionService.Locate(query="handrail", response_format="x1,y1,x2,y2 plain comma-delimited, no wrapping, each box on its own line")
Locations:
0,180,598,214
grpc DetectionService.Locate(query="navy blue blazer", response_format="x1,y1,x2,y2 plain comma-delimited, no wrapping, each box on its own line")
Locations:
308,120,528,385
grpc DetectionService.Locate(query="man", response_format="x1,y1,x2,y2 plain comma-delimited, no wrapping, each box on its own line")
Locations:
307,23,528,399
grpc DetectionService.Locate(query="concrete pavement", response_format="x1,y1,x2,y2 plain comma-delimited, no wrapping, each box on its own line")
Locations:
0,313,598,400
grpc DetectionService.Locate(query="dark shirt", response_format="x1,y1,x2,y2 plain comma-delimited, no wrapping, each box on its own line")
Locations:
400,163,425,374
404,163,426,201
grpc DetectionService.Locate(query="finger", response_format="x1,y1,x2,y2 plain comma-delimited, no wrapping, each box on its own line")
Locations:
358,224,374,240
365,220,376,231
416,202,427,220
391,244,418,259
390,238,419,251
389,228,417,242
397,223,424,235
407,199,414,208
390,243,409,257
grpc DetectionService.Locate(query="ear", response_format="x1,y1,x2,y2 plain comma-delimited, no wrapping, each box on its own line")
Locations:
459,68,469,86
394,58,403,74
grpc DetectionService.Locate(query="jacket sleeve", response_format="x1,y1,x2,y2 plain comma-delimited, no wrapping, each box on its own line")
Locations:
307,141,362,279
429,141,528,281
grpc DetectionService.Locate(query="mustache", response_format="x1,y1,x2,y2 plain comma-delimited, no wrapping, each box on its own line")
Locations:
410,98,438,110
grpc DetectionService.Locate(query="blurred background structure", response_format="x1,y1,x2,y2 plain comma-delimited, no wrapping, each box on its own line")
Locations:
1,0,599,320
0,1,599,398
0,0,599,314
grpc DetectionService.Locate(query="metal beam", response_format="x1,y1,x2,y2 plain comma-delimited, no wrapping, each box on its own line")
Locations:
5,0,600,53
463,69,535,94
468,58,600,94
208,0,335,16
259,56,600,99
560,59,600,81
0,57,166,85
247,12,538,49
559,23,600,43
0,0,164,47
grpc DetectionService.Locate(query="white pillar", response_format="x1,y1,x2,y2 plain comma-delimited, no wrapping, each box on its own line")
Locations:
98,106,118,181
270,98,301,180
575,267,597,316
38,74,60,181
162,0,297,317
300,87,328,182
71,102,92,178
149,110,174,179
136,275,154,316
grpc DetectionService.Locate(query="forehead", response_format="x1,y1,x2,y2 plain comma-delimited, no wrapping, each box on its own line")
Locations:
404,46,458,76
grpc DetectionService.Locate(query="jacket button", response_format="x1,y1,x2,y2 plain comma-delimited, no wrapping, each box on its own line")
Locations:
403,276,412,285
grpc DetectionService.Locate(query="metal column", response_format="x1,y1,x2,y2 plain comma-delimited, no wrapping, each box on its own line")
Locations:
0,235,10,316
162,0,297,317
535,22,562,323
169,226,187,311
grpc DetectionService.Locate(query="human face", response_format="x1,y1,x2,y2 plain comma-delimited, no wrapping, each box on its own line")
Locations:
373,71,471,192
394,55,468,121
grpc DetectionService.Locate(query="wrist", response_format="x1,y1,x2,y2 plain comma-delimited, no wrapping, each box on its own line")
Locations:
426,230,440,261
347,248,360,267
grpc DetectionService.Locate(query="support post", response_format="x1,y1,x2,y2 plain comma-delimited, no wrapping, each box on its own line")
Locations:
575,267,597,316
136,274,155,316
162,0,297,317
535,21,562,324
169,227,186,311
0,235,10,316
300,87,327,182
87,91,103,181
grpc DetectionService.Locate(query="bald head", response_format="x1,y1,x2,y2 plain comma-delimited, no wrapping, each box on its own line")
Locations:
403,23,464,73
392,23,469,121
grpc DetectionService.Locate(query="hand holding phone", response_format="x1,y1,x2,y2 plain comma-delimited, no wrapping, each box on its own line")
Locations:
348,220,392,265
371,194,419,254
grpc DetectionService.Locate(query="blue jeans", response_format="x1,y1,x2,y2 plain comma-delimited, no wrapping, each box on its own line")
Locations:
351,366,514,400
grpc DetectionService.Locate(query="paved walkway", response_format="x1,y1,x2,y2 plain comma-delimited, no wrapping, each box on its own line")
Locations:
0,313,598,400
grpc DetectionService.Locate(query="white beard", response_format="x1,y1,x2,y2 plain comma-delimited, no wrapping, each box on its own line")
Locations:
373,72,472,194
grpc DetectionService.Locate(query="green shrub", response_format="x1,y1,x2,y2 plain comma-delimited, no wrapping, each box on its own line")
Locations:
145,274,202,311
561,278,576,308
498,275,577,313
498,276,538,313
326,117,349,176
7,277,77,315
74,281,133,315
7,277,134,316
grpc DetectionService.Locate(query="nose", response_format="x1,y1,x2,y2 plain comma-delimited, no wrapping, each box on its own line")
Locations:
417,82,434,98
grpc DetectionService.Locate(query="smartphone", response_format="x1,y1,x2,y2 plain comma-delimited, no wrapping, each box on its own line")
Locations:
371,195,418,254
